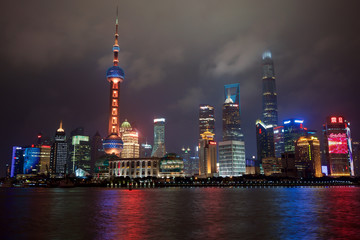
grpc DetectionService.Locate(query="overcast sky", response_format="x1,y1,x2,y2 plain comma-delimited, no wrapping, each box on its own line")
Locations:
1,0,360,175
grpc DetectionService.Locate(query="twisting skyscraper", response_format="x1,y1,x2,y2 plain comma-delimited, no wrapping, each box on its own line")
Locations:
262,51,278,126
103,8,124,156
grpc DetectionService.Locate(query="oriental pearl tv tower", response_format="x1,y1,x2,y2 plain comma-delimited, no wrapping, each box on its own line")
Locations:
103,8,124,156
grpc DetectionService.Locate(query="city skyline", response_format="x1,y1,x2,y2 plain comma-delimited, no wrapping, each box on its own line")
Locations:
1,1,360,176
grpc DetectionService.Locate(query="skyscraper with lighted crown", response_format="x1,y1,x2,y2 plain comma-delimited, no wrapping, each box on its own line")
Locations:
262,51,278,126
103,8,124,156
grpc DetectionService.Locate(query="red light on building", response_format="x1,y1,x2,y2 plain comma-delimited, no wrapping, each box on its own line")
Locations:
259,129,262,134
37,135,42,138
300,123,303,129
209,141,217,145
331,117,337,123
338,117,343,123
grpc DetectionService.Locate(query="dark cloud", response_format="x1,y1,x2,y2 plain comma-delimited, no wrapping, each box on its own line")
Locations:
1,0,360,176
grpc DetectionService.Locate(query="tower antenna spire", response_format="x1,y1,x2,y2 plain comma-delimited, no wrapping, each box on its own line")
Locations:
113,6,119,66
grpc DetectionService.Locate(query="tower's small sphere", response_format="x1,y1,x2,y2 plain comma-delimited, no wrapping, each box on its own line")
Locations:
103,133,123,156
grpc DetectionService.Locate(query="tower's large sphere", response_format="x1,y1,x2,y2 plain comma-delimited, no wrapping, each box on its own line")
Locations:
106,66,125,81
103,133,123,156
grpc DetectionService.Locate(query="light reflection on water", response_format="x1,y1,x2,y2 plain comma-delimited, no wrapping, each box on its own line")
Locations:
1,187,360,240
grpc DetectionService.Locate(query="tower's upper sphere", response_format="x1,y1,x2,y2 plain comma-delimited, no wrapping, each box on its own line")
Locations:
106,66,125,80
103,133,124,155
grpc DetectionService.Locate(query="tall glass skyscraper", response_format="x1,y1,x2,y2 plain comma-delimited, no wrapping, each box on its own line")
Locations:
262,51,278,126
219,85,246,177
199,104,215,138
222,96,243,141
151,118,166,158
50,121,68,176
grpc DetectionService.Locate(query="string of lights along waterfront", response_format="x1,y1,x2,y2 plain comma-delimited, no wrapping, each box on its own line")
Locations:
3,7,360,183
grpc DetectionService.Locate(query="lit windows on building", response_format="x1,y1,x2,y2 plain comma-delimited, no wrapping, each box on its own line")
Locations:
151,118,166,158
323,116,353,176
199,104,215,137
219,140,246,177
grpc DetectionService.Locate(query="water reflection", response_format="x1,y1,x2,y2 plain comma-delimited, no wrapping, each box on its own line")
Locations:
1,187,359,239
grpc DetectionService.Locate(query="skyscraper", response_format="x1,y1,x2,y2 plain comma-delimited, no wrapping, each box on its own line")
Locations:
90,132,104,174
10,146,24,177
323,116,353,176
120,119,140,158
295,136,322,178
199,104,215,137
256,120,275,162
224,83,240,106
102,8,124,157
199,131,217,177
273,125,284,158
219,91,246,177
222,96,243,141
283,119,307,154
151,118,166,158
50,121,68,176
70,134,91,174
262,51,278,126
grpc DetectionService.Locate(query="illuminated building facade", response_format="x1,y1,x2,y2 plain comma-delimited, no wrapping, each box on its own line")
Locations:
50,121,68,176
323,116,353,176
103,8,124,156
140,143,152,158
70,135,91,174
199,104,215,137
256,120,275,162
109,157,160,178
283,119,307,154
352,141,360,177
222,95,243,141
219,141,246,176
151,118,166,158
38,145,51,175
219,92,246,177
23,147,40,174
295,136,322,178
159,153,185,177
274,125,284,158
262,51,278,126
120,120,140,158
181,147,193,176
198,131,217,177
10,146,24,177
262,157,282,176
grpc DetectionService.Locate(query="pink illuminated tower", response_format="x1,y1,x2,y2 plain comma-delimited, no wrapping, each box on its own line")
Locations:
103,8,124,156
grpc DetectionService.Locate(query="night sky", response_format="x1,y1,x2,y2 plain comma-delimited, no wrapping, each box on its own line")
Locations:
1,0,360,176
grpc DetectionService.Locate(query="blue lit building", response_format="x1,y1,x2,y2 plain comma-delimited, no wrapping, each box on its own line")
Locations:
10,146,25,177
23,147,41,174
224,83,240,107
274,126,284,158
283,119,307,154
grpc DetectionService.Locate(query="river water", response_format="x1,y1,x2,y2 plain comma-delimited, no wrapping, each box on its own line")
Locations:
1,187,360,240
